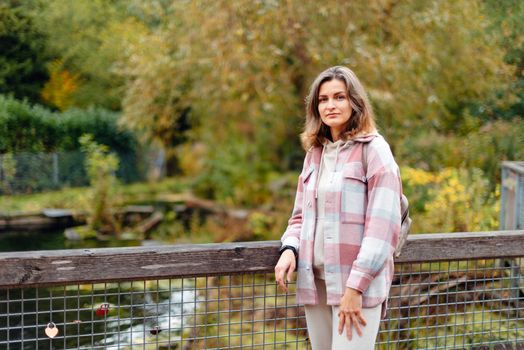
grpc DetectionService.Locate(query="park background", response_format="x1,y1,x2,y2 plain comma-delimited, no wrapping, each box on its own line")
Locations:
1,0,524,248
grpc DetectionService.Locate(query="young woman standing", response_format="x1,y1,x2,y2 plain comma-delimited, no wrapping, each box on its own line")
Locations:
275,66,402,349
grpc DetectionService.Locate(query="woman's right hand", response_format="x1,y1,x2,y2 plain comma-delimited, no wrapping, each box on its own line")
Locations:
274,250,296,293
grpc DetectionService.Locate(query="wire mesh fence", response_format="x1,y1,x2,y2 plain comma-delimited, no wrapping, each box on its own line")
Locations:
1,256,524,349
381,258,524,349
0,150,163,195
0,274,307,349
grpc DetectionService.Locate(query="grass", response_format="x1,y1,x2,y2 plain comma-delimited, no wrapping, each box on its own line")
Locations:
0,177,192,213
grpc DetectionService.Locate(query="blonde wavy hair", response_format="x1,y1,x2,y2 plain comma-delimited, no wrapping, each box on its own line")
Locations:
300,66,376,150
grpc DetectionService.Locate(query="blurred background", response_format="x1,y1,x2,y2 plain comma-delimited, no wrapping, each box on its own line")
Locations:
1,0,523,250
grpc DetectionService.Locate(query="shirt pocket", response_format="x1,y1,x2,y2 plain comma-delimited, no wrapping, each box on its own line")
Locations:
301,165,315,186
299,165,315,211
341,163,367,224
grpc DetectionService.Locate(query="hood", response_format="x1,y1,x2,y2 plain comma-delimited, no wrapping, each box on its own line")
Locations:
350,130,379,144
321,130,379,148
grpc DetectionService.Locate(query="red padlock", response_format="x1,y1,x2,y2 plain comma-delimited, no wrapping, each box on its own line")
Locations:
150,325,162,335
95,303,110,317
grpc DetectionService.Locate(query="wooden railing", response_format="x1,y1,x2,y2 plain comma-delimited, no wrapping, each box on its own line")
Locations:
1,230,524,349
1,230,523,288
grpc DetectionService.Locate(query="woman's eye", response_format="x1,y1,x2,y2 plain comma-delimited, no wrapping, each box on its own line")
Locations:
336,95,346,100
319,97,327,103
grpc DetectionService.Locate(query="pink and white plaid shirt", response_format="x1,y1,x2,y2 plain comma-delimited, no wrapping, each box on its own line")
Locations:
281,133,402,314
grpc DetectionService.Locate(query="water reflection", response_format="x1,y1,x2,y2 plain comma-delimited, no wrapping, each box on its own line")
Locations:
0,229,67,252
0,229,143,252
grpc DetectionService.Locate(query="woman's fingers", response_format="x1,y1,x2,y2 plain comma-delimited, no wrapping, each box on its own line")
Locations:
351,313,363,337
337,311,346,336
286,259,296,283
278,278,288,293
338,310,367,340
274,268,288,292
358,312,367,327
337,312,355,339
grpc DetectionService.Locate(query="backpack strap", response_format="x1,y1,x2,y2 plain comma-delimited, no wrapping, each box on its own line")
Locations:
360,141,411,258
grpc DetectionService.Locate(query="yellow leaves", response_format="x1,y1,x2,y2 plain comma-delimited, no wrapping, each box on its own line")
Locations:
402,167,436,186
425,170,469,216
178,143,206,177
41,60,79,111
403,166,499,234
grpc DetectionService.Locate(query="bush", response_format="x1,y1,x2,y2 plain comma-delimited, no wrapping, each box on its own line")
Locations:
0,95,137,153
192,138,273,207
396,119,524,188
0,95,57,152
402,166,499,234
79,134,119,234
0,95,143,192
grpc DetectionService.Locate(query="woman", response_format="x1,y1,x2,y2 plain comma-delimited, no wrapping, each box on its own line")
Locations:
274,66,402,349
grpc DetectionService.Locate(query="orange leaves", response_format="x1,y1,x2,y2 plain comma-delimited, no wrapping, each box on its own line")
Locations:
41,60,79,111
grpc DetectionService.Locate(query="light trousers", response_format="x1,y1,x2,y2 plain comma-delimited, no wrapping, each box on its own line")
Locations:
304,279,382,350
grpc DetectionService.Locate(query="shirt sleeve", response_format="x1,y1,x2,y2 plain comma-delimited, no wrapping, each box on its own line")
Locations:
280,152,311,251
346,150,402,293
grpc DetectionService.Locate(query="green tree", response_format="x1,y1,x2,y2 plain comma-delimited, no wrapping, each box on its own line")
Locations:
0,3,48,103
16,0,520,206
117,0,513,204
482,0,524,120
30,0,147,109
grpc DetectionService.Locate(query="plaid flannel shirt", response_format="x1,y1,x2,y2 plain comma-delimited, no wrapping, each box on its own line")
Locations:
281,134,401,314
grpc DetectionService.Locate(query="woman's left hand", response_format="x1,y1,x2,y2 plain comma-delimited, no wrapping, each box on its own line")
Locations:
338,287,367,340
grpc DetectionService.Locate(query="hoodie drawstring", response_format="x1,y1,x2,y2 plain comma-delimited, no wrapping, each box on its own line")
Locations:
330,142,340,183
315,144,326,199
315,141,342,198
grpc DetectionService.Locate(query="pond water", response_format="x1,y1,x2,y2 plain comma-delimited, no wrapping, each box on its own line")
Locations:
0,230,68,252
0,230,197,349
0,229,143,253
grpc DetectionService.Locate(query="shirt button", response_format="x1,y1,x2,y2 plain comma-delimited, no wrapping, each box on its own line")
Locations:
307,201,312,207
361,176,367,182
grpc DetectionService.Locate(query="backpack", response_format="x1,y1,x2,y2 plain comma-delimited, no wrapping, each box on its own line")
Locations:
362,144,412,258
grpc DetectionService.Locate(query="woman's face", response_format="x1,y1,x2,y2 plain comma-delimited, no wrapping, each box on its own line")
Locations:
317,79,352,141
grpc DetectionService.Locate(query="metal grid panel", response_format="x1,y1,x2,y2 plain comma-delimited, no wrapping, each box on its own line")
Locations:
1,258,524,349
0,274,308,349
380,258,524,349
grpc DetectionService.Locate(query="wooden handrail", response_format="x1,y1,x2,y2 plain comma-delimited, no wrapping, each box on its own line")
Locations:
0,230,523,288
502,161,524,174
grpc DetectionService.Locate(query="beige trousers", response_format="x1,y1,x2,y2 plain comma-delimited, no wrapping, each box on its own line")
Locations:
304,279,382,350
